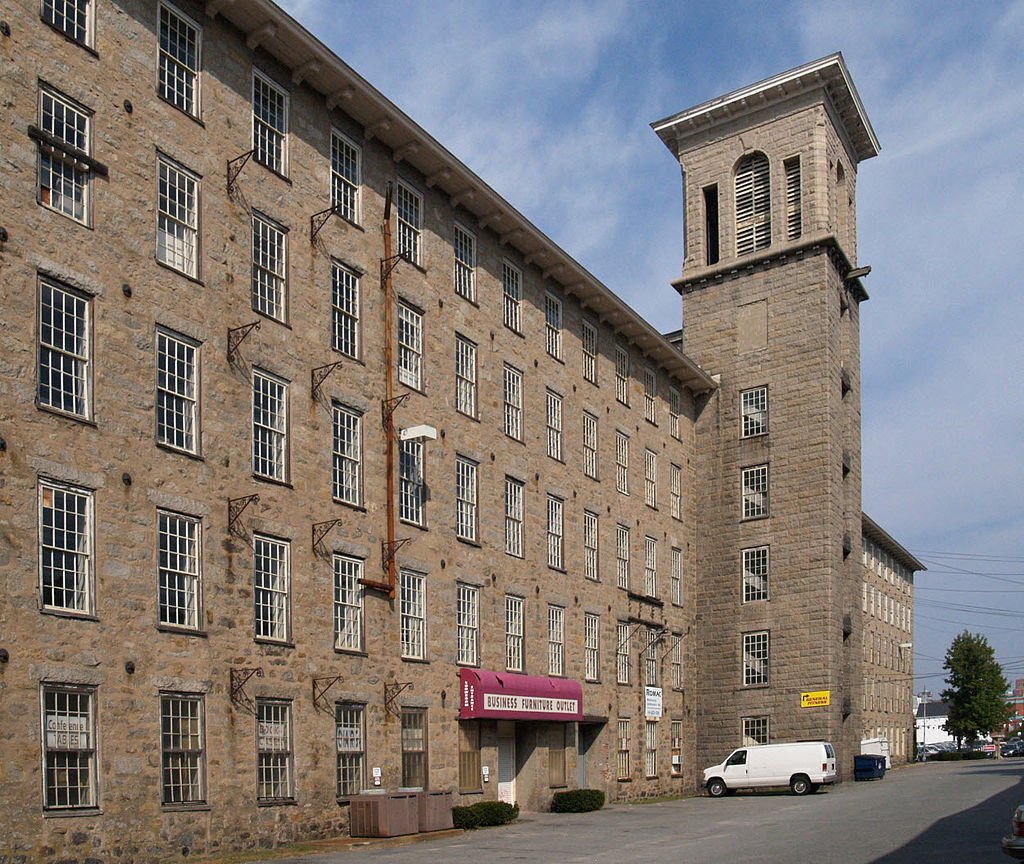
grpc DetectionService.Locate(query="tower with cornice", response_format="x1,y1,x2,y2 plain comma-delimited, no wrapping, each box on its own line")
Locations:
652,53,879,777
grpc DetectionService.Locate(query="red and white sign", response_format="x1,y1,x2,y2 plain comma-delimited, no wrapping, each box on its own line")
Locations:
460,669,583,722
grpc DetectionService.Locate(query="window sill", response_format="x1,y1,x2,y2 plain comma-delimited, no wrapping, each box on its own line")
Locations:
334,648,367,658
331,348,364,365
253,474,293,489
43,807,102,819
458,788,484,796
161,802,211,813
36,403,97,427
584,678,601,685
457,537,482,548
252,308,291,329
157,624,207,638
41,20,99,56
399,519,429,532
156,442,204,461
332,500,367,513
158,96,205,127
253,159,292,185
626,591,664,608
741,514,770,523
41,608,98,622
505,326,525,339
37,198,94,230
155,259,204,286
257,798,297,807
401,656,430,665
255,638,295,649
456,410,480,423
455,293,479,308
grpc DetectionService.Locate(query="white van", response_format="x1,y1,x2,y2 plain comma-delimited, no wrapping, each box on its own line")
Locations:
703,741,837,797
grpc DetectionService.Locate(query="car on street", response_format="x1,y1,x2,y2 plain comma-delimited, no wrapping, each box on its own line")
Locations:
1002,740,1024,758
1002,804,1024,860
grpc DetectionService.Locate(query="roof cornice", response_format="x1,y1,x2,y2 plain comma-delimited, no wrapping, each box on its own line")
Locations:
651,52,880,164
862,513,926,573
206,0,715,394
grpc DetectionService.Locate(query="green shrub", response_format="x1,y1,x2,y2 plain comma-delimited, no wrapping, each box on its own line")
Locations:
550,789,606,813
453,800,519,829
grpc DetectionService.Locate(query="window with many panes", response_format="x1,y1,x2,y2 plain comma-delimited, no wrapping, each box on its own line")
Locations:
158,3,200,118
332,403,362,506
742,546,769,602
252,370,288,481
741,464,769,519
644,626,660,686
397,301,423,390
548,605,564,676
251,212,287,322
331,260,360,358
158,510,201,630
253,535,289,643
671,720,683,775
396,181,421,265
505,595,524,671
743,631,770,685
37,84,93,225
669,387,681,440
582,319,598,384
399,439,425,526
454,224,476,301
742,715,769,746
455,334,477,417
503,364,522,440
617,719,630,780
333,554,363,652
670,635,683,689
38,277,91,419
42,0,92,46
615,524,630,590
330,131,360,223
401,708,428,788
39,479,93,614
456,583,479,666
583,510,599,581
643,367,657,423
156,328,198,453
741,386,768,437
161,693,205,805
670,463,682,520
335,702,364,797
736,152,770,255
505,476,524,557
644,536,657,598
671,547,683,605
256,700,293,800
584,613,600,681
42,684,96,810
547,495,564,570
502,261,521,332
615,345,629,405
545,293,562,359
400,569,426,659
644,449,657,508
455,455,478,542
582,411,598,479
616,622,630,684
157,154,199,278
645,720,658,778
615,430,629,494
459,722,481,791
252,72,287,175
546,389,562,460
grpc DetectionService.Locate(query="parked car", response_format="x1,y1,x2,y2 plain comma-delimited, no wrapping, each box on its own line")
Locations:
703,741,837,797
1002,740,1024,758
972,741,998,758
1002,805,1024,860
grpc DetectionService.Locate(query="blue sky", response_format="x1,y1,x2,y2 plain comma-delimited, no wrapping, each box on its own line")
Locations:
280,0,1024,695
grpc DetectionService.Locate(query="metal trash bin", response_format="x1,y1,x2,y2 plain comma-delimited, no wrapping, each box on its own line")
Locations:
854,754,886,780
417,790,454,831
349,791,420,837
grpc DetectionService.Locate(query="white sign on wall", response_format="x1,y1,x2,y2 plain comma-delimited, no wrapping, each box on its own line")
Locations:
645,686,663,718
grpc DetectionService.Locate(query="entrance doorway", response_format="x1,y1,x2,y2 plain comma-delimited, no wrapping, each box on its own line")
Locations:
498,727,516,804
578,723,600,787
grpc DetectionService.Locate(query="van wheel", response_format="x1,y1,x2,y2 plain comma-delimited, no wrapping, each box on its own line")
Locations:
790,775,811,795
707,778,728,798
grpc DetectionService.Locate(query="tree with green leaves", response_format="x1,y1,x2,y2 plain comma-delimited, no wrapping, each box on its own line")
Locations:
941,630,1010,748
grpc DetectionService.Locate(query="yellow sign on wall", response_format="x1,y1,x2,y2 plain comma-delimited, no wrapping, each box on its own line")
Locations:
801,690,831,708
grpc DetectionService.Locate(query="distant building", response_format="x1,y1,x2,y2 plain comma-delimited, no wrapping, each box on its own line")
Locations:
0,1,922,860
916,699,954,747
1003,679,1024,738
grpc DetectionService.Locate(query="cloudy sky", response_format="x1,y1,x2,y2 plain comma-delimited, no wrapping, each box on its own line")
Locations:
280,0,1024,694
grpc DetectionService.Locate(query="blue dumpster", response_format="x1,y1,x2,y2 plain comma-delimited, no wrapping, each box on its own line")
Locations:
854,754,886,780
